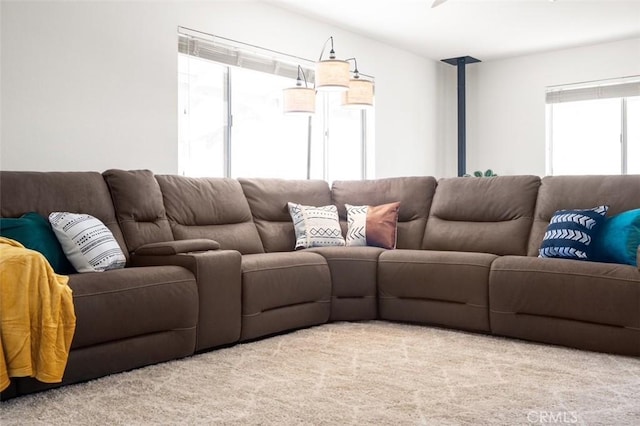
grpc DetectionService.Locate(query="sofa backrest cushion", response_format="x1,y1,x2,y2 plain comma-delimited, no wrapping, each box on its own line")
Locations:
527,175,640,256
156,175,264,254
423,175,541,255
331,177,437,249
103,169,174,253
239,178,332,252
0,171,129,262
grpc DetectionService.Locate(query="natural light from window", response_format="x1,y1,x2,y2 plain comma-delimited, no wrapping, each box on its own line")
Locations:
549,98,621,175
178,56,226,177
546,77,639,176
230,67,309,179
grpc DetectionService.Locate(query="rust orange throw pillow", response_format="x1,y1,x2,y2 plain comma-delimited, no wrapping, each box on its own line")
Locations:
345,202,400,249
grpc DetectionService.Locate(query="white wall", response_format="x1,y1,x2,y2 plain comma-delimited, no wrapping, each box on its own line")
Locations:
454,38,640,178
6,2,634,179
0,1,437,177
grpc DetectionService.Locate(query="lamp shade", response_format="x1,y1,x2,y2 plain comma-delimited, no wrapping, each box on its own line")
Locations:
283,87,316,114
315,59,350,92
342,78,374,108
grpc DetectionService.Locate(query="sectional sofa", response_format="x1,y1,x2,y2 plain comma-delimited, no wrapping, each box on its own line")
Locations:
1,170,638,400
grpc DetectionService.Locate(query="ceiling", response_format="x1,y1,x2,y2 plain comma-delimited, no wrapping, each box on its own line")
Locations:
265,0,640,62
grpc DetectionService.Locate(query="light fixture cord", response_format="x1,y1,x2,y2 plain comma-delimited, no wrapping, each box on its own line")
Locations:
296,65,309,88
296,65,310,88
345,57,360,79
318,36,336,61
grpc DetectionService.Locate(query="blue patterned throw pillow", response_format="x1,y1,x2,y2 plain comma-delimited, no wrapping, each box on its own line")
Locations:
539,205,609,260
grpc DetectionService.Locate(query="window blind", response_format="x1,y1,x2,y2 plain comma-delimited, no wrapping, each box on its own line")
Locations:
178,27,315,83
546,78,640,104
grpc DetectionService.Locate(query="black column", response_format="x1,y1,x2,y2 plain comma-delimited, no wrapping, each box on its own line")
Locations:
442,56,481,177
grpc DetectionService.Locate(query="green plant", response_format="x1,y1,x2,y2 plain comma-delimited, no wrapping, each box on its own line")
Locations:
464,169,498,177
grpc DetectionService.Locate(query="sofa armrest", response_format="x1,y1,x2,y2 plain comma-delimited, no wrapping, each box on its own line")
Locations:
134,239,220,256
132,249,241,351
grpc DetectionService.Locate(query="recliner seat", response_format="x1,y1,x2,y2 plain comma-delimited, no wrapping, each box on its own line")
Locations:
490,175,640,356
0,171,200,399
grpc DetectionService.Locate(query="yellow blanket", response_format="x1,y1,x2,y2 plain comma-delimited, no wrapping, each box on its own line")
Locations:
0,237,76,392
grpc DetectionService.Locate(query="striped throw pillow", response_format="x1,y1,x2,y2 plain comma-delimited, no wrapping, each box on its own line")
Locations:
49,212,126,273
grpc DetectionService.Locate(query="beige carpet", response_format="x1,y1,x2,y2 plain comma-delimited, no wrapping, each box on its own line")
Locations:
1,321,639,425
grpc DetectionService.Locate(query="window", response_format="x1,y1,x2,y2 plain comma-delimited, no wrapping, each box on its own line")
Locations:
178,56,226,177
324,95,367,181
230,67,310,179
546,78,640,175
178,28,373,181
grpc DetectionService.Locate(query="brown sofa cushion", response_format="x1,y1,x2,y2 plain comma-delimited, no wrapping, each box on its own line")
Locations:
490,255,640,329
69,266,198,349
103,169,173,253
331,177,437,249
157,175,264,254
239,178,332,252
378,249,497,331
0,171,128,262
527,175,640,256
308,246,383,321
423,175,540,255
240,252,331,340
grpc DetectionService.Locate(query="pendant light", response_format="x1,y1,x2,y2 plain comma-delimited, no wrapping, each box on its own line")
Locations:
342,58,374,108
283,65,316,115
315,37,350,92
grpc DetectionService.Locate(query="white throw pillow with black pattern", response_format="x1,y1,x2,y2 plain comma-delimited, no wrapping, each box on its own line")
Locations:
287,202,345,250
49,212,126,273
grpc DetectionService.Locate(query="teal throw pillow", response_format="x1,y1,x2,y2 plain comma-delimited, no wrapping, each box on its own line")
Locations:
592,208,640,267
0,212,75,274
